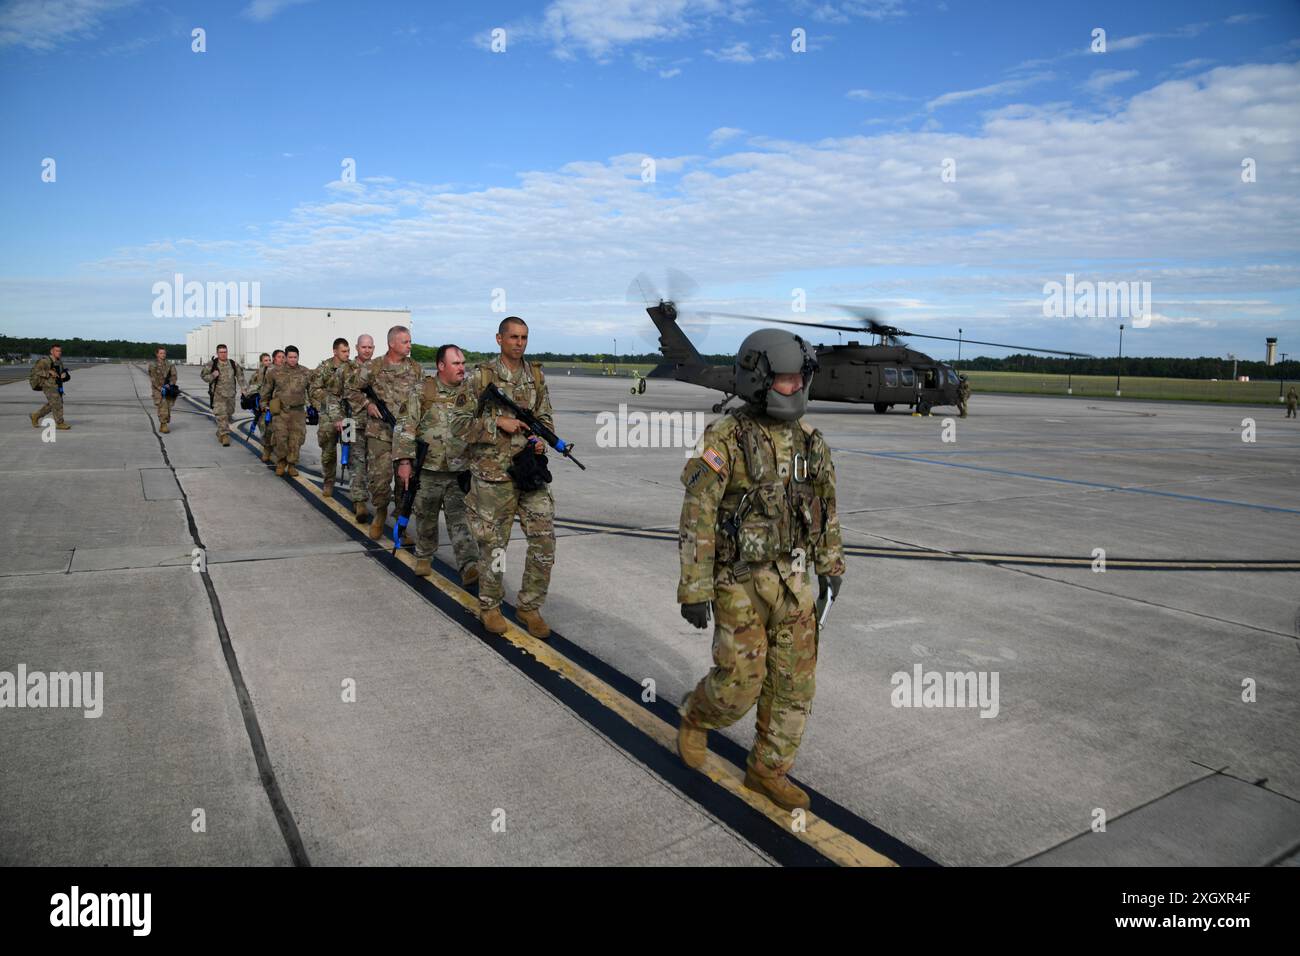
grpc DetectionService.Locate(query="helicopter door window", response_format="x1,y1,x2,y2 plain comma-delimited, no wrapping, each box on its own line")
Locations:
924,369,937,388
883,368,898,388
901,368,915,387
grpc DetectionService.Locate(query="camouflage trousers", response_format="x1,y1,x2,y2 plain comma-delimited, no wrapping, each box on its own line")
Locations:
957,398,968,418
682,563,818,777
317,419,343,480
412,470,480,574
259,412,277,459
1288,403,1297,418
35,387,64,425
347,423,369,506
367,436,395,515
212,393,236,439
274,409,306,464
466,477,554,612
151,388,174,426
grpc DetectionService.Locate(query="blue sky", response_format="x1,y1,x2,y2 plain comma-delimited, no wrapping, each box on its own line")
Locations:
1,0,1298,361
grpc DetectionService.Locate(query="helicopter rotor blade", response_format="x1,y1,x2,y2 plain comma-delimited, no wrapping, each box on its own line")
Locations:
701,312,872,334
626,272,662,307
900,330,1092,358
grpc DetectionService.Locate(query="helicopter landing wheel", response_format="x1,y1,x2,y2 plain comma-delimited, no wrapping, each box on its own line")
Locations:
712,402,724,414
637,378,646,395
873,402,889,414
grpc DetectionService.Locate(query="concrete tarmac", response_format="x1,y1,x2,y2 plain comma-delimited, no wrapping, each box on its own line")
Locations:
2,363,1297,866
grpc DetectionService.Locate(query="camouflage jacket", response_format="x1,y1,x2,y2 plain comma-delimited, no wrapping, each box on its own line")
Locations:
200,358,245,397
32,356,66,390
453,356,554,483
260,363,312,409
247,364,272,393
677,405,845,604
393,375,473,472
958,380,972,400
147,359,177,390
308,357,352,423
346,355,423,443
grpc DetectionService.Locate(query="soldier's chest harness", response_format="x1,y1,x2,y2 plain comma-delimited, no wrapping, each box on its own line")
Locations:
718,414,824,572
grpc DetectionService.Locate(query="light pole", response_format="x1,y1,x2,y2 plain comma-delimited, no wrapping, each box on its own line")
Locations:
614,337,618,372
958,328,963,364
1067,356,1073,396
1281,352,1289,402
1115,324,1124,397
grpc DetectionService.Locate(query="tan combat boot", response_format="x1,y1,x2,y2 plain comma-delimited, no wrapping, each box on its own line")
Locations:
461,565,479,587
322,478,333,498
275,461,286,477
160,423,170,433
743,767,811,812
480,606,508,635
354,500,369,523
368,516,385,540
221,434,230,446
677,711,708,770
286,464,299,477
30,412,41,428
56,422,71,430
516,608,550,640
260,448,271,462
414,558,432,577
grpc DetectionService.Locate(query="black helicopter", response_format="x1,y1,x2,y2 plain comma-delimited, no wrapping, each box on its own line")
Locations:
629,272,1092,415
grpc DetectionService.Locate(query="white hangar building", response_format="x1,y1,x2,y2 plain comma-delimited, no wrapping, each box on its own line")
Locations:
185,306,412,368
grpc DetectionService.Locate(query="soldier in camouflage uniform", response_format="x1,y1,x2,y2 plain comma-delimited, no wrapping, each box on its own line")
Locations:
199,344,245,446
344,335,376,522
1287,386,1297,419
308,337,352,498
245,353,273,448
29,344,71,430
957,374,972,418
259,345,312,476
347,326,422,539
258,349,286,463
676,328,845,812
452,317,556,639
147,346,178,433
393,344,480,585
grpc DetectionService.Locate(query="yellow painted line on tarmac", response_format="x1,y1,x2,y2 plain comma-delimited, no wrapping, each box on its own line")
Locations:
169,383,895,867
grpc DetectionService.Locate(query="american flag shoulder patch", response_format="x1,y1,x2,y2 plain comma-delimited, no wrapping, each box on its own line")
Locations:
702,447,727,474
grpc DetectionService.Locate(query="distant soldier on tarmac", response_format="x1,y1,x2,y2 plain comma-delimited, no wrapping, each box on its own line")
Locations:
344,334,377,523
199,344,244,446
958,374,972,418
29,344,71,431
148,346,178,433
260,345,312,477
308,337,352,498
348,326,422,540
394,344,481,585
246,352,273,447
453,316,557,639
1287,386,1297,419
675,328,845,812
259,349,286,463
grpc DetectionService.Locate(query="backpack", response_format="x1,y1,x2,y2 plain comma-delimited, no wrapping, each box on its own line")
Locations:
29,363,44,391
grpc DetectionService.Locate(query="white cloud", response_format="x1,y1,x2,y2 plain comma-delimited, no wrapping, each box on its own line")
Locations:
541,0,750,60
0,0,139,51
1083,69,1138,94
847,88,909,101
1225,13,1264,26
242,0,315,22
802,0,907,24
707,127,745,148
704,40,780,63
926,73,1053,110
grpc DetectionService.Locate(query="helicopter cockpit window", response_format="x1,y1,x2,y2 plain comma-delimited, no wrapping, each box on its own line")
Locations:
901,368,915,387
924,369,938,388
883,367,898,388
946,369,959,385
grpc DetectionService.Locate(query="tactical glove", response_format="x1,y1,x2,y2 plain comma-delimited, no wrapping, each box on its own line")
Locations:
818,575,843,603
680,602,711,630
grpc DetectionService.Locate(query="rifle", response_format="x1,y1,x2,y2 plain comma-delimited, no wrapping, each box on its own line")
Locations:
208,357,218,408
362,384,398,429
339,397,352,480
393,438,430,553
478,382,585,470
